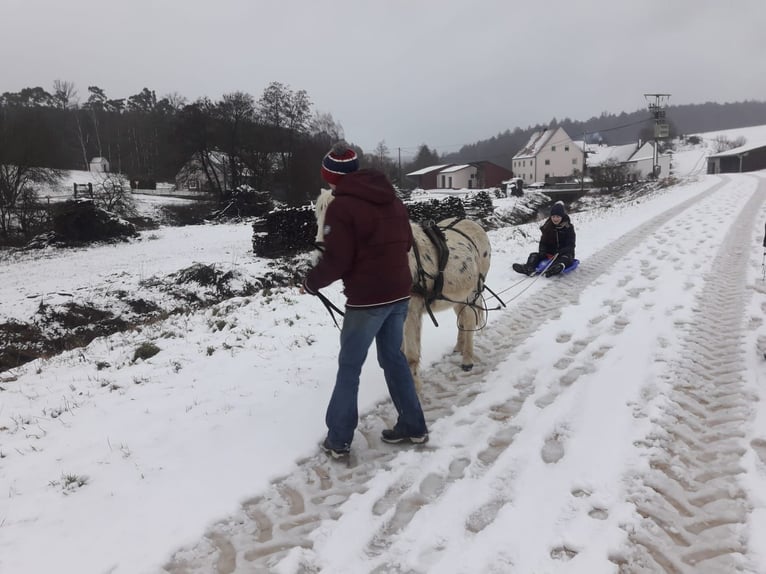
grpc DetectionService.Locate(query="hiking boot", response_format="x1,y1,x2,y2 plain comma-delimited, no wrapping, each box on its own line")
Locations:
320,438,350,459
544,262,566,277
512,263,534,276
381,428,429,444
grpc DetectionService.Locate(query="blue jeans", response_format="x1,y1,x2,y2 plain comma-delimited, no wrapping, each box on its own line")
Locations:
325,299,428,449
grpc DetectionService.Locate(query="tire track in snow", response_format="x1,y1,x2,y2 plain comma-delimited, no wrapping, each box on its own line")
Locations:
163,179,732,573
617,176,766,574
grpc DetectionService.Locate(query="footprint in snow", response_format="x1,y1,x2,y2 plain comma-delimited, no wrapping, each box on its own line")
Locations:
541,433,565,463
556,332,572,343
752,438,766,465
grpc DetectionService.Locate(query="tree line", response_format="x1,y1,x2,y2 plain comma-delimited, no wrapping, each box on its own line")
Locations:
0,81,352,205
0,80,454,239
444,100,766,169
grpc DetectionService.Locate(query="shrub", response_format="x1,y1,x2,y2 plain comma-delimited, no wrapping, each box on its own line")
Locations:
133,341,160,362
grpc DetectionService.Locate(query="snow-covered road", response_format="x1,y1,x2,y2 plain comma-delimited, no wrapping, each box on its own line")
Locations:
3,175,766,574
165,175,766,573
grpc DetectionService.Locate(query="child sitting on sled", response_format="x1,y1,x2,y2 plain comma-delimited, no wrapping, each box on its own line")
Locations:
513,201,576,277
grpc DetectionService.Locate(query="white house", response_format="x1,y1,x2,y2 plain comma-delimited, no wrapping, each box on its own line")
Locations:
585,141,672,183
89,157,110,173
627,141,672,179
585,143,638,170
436,164,477,189
512,127,584,184
406,164,454,189
175,150,253,193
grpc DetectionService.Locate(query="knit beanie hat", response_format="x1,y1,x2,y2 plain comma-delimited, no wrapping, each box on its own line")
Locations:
550,201,566,217
321,141,359,185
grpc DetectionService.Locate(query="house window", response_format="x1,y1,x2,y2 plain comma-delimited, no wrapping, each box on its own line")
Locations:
441,175,446,188
448,176,453,188
522,160,526,167
572,158,577,164
551,145,556,152
188,179,199,191
565,145,569,151
545,159,550,165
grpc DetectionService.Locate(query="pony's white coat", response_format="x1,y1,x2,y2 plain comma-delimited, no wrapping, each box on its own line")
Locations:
314,189,491,393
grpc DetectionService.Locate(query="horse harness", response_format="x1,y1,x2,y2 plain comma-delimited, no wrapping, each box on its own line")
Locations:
312,218,504,329
411,218,487,327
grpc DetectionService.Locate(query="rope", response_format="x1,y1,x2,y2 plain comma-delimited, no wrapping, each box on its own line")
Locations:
492,255,560,306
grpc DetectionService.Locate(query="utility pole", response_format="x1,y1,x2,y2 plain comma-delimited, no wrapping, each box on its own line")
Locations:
644,93,671,178
580,133,590,194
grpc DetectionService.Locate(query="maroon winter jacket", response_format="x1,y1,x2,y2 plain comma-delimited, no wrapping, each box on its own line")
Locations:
304,169,413,308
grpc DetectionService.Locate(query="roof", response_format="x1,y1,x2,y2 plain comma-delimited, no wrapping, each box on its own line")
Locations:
586,143,638,167
439,164,473,173
513,127,573,159
90,157,109,163
406,164,453,176
708,140,766,158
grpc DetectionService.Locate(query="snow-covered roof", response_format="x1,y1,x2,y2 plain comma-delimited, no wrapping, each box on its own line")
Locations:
513,129,555,159
586,143,638,167
439,164,473,173
406,164,453,176
629,142,675,162
513,127,574,159
708,140,766,158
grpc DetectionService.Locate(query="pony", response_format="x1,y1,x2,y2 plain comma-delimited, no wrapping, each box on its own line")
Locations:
313,188,491,393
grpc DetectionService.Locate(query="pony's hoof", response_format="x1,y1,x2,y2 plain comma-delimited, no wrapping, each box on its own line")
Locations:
461,363,473,372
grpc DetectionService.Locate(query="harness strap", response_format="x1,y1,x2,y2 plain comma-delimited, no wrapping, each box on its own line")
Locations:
314,289,344,329
422,221,449,305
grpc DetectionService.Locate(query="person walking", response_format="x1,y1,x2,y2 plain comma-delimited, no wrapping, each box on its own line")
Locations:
301,142,428,459
513,201,576,277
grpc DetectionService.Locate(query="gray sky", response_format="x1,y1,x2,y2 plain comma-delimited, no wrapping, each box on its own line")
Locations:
3,0,765,157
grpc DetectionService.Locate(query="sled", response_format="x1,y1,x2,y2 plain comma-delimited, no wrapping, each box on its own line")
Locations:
535,258,580,276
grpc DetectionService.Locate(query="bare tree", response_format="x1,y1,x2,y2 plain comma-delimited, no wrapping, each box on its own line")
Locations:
256,82,313,181
52,80,78,109
73,108,90,170
160,92,187,112
310,111,344,141
0,165,61,237
712,135,746,153
85,85,107,157
0,105,62,237
92,172,133,213
217,92,255,192
591,159,630,192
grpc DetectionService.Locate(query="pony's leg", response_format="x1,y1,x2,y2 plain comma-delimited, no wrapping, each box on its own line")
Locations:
455,302,481,371
403,297,425,394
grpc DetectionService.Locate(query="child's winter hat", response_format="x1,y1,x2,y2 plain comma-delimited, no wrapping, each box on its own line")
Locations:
321,141,359,185
550,201,566,217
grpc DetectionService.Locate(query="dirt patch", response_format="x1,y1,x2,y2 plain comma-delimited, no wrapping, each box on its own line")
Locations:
0,259,312,374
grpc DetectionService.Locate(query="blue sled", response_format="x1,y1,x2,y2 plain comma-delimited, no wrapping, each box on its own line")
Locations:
535,258,580,276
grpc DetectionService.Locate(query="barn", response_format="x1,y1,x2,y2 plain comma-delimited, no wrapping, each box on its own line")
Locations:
707,141,766,174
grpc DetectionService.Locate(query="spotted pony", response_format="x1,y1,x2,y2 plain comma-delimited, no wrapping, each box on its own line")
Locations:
313,188,491,394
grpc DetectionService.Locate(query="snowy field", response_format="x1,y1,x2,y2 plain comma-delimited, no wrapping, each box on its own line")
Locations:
2,129,766,573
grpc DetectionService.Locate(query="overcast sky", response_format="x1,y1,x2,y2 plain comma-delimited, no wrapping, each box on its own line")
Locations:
3,0,765,157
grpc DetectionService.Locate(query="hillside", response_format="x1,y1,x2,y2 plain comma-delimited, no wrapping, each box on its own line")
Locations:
445,100,766,169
